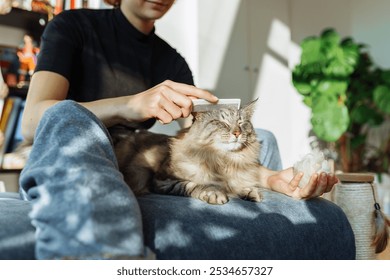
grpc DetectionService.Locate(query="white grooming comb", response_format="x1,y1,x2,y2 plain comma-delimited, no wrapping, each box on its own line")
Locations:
192,99,241,112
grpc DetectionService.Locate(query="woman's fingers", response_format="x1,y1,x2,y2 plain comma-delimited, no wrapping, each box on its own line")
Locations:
288,172,304,189
125,80,218,124
297,173,337,199
162,80,218,102
326,174,339,192
296,173,318,199
151,89,191,122
150,81,218,123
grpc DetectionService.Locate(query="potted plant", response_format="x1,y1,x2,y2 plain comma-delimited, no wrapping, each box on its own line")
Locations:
292,28,390,174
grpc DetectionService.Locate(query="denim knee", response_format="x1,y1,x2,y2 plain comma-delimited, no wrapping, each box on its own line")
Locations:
255,128,283,170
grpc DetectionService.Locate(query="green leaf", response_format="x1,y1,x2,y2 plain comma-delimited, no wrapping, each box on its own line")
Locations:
311,98,349,142
325,46,359,77
292,69,312,95
373,85,390,114
349,105,366,124
316,80,348,96
380,70,390,86
320,29,340,59
350,105,384,126
302,96,312,107
351,134,366,149
300,37,325,65
293,80,311,95
321,28,340,46
341,42,360,68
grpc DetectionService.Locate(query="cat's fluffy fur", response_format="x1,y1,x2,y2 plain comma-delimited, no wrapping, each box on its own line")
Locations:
111,100,265,205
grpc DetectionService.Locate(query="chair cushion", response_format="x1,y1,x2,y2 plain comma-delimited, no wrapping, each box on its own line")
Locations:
139,190,355,259
0,191,355,259
0,192,36,259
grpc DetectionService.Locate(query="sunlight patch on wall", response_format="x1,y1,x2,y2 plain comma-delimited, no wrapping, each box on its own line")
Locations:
267,18,302,69
251,53,294,149
251,18,311,167
267,18,290,62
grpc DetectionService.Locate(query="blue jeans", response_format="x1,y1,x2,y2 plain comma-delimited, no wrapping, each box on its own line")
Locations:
0,101,355,259
19,101,145,259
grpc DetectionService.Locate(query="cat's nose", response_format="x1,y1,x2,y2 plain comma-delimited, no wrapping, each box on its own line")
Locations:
233,130,241,138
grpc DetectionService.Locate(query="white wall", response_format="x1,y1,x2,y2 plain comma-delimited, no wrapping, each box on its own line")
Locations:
289,0,352,43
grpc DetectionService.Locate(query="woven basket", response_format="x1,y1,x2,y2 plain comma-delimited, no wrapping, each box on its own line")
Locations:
334,173,376,260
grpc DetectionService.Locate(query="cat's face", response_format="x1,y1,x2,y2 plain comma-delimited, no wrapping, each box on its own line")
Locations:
192,100,257,152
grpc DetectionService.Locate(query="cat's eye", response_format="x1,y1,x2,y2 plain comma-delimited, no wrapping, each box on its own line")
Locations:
207,120,230,130
220,121,231,129
240,121,252,131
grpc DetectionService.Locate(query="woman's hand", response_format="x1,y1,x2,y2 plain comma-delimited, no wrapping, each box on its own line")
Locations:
267,167,338,199
121,80,218,124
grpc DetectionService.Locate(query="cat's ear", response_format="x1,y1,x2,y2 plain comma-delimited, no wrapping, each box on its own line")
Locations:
240,98,258,119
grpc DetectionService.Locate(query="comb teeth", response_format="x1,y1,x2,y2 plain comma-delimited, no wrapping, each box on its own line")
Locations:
192,99,241,112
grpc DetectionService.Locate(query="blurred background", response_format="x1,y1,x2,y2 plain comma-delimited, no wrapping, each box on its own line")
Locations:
155,0,390,168
1,0,390,168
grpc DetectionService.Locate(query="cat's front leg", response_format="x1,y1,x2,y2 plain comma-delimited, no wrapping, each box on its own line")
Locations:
178,181,229,204
192,184,229,205
154,179,229,204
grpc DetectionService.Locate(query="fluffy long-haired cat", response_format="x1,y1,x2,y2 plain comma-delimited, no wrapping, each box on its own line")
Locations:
111,100,265,205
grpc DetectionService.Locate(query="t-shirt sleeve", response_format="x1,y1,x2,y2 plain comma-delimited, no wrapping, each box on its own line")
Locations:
34,11,82,81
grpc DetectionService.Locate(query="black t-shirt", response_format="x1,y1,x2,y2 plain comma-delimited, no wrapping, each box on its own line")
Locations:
35,8,194,128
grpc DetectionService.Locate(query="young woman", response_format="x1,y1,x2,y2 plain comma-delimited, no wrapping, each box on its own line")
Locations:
13,0,338,259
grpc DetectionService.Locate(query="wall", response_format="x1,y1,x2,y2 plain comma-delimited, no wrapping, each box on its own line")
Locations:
351,0,390,68
289,0,352,43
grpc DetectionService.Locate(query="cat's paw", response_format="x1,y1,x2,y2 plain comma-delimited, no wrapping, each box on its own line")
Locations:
239,187,263,202
199,187,229,205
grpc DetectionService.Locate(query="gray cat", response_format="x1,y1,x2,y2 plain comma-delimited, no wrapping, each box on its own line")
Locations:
111,100,265,205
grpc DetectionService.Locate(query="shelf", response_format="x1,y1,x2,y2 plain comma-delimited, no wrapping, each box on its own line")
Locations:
0,7,48,43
